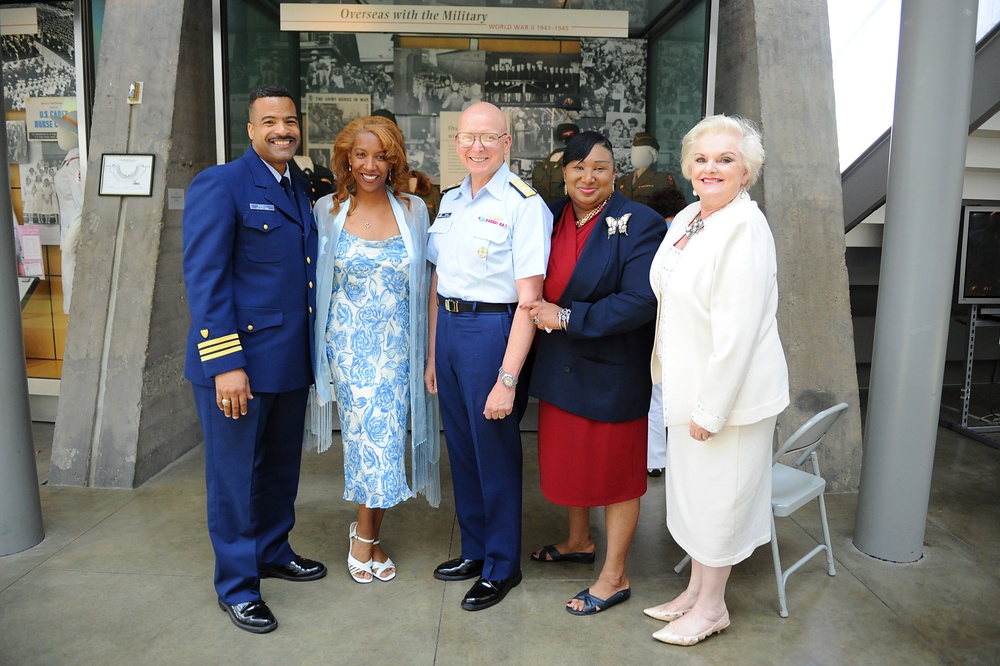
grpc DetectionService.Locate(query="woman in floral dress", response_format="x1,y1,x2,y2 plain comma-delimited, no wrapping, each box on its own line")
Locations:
312,116,438,583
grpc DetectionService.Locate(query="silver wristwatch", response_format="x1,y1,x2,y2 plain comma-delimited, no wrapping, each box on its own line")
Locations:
498,367,518,388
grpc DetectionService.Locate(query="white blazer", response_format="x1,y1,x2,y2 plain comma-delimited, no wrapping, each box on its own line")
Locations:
650,191,789,433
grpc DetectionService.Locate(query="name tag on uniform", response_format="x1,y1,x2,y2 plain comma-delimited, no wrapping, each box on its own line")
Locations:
478,215,507,228
436,212,451,219
249,203,275,211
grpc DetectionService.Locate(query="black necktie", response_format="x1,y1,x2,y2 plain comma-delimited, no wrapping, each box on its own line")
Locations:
281,175,292,199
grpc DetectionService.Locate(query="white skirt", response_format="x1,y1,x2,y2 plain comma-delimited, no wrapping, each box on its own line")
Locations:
665,416,776,567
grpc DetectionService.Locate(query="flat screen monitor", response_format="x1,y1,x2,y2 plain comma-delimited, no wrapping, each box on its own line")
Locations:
958,206,1000,304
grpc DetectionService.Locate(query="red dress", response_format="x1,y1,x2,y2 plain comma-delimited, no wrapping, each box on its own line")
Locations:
537,202,648,507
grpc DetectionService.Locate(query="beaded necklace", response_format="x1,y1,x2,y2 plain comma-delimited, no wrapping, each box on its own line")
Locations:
575,196,612,228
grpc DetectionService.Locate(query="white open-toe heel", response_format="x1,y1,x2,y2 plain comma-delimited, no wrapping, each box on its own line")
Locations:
371,539,396,582
348,521,374,584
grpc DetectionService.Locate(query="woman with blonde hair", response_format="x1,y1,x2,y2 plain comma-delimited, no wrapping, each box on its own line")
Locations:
311,115,439,583
646,114,788,645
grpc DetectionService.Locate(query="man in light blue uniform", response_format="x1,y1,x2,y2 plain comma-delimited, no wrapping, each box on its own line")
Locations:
425,102,552,611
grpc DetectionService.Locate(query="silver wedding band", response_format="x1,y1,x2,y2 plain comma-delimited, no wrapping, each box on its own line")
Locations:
221,399,230,407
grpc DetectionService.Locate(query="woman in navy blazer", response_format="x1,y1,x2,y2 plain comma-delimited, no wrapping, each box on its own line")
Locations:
523,132,665,615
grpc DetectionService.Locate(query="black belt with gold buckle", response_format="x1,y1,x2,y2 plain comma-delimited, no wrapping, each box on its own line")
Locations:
437,295,515,314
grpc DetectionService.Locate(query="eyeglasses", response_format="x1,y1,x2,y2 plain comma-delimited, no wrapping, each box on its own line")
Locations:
455,132,508,148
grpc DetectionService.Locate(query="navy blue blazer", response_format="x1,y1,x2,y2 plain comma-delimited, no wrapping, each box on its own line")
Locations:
528,191,666,422
183,148,317,393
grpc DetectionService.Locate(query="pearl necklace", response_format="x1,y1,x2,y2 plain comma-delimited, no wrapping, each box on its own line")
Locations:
575,196,612,228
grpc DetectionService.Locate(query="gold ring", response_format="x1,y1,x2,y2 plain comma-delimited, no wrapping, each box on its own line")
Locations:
221,399,230,407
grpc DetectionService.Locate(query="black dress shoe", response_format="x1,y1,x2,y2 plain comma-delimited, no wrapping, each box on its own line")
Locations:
259,556,328,581
461,571,523,611
433,557,484,581
218,598,277,634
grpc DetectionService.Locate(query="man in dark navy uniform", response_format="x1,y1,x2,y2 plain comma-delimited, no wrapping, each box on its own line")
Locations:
183,84,326,634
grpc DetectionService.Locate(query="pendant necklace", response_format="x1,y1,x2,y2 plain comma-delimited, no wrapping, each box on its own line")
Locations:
357,198,387,229
684,213,704,239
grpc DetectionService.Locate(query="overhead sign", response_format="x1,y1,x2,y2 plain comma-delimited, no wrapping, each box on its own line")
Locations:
280,4,629,38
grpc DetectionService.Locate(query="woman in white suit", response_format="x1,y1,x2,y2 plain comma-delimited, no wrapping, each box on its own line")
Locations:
646,115,789,646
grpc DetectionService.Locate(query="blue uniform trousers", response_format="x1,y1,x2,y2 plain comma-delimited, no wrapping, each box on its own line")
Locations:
192,383,308,604
435,306,523,581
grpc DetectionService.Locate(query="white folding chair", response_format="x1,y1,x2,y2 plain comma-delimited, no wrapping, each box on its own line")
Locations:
672,402,848,617
769,402,847,616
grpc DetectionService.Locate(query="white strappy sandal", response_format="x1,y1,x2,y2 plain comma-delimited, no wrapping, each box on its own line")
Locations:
371,539,396,582
348,521,374,584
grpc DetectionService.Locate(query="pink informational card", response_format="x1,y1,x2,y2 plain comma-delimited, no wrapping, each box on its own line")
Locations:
14,224,45,278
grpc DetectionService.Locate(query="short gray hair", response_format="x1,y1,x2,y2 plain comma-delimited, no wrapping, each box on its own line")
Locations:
680,114,764,189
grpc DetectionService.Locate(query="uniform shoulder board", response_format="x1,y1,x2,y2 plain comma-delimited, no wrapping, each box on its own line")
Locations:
509,176,538,198
441,181,463,194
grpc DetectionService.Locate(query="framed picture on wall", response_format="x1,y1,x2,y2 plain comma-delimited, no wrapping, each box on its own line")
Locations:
99,153,155,196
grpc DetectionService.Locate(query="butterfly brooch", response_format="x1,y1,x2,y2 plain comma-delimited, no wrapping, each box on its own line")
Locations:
606,213,631,238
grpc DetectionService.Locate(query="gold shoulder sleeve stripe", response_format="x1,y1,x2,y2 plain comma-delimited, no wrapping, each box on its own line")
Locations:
198,332,243,362
197,332,240,350
441,181,463,194
509,177,537,198
200,342,243,362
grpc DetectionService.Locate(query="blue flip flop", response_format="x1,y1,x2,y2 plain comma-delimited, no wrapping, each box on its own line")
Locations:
531,544,597,564
566,587,632,615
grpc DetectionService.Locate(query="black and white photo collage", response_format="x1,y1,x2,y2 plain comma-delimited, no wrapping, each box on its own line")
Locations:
297,31,649,188
574,38,648,175
649,40,705,187
2,3,75,112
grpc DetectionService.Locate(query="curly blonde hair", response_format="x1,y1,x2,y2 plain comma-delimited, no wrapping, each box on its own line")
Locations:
680,114,764,189
330,115,410,212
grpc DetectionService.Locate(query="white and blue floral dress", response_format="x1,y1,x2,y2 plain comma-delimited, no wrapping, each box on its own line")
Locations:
327,230,414,508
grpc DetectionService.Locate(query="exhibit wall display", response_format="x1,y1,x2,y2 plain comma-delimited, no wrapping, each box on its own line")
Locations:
229,4,652,191
2,1,80,376
291,34,646,187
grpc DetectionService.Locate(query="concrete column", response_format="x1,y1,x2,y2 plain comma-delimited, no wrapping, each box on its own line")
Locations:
0,79,45,555
49,0,215,487
715,0,863,490
854,0,978,562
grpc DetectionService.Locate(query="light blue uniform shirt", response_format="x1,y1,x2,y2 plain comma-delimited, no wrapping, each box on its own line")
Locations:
260,157,289,182
427,163,552,303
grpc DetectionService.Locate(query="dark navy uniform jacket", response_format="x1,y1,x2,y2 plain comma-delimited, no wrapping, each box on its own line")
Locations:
183,148,317,392
528,191,666,423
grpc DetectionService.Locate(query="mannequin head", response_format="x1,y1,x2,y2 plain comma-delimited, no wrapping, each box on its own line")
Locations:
630,132,660,171
630,145,657,170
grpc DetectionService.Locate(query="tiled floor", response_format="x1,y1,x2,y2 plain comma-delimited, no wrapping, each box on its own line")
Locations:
1,423,998,665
